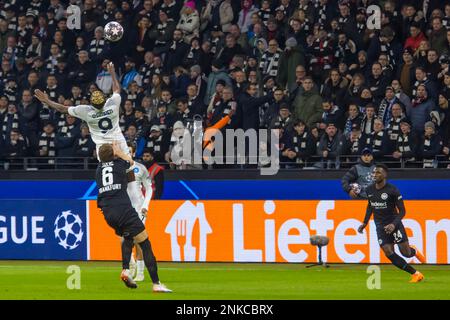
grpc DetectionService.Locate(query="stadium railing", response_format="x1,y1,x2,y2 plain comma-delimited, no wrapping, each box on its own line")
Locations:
1,155,449,171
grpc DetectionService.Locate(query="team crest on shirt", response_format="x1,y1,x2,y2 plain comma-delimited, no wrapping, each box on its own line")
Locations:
381,193,388,200
133,167,139,173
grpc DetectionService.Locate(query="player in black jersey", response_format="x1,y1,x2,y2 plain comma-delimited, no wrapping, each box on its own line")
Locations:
357,164,426,283
96,141,172,292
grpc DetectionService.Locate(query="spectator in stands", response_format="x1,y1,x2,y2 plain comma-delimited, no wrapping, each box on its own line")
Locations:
418,121,443,168
393,118,418,166
38,121,56,166
143,125,170,163
316,122,342,169
343,103,363,138
293,76,322,128
73,123,95,159
4,129,27,161
55,114,79,158
142,148,165,199
18,89,40,156
406,84,435,136
177,1,200,44
386,103,406,152
341,123,364,161
364,118,391,161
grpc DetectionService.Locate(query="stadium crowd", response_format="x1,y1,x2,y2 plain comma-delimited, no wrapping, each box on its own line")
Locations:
1,0,450,169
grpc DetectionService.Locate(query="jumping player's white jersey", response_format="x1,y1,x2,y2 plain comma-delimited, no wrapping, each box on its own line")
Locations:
67,93,128,156
127,161,153,222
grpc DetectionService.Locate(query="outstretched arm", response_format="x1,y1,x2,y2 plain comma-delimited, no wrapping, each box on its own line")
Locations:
107,62,121,94
34,89,69,114
112,141,134,166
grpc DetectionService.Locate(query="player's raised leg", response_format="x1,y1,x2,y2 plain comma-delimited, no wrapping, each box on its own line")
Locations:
381,244,423,283
397,241,425,282
134,230,172,293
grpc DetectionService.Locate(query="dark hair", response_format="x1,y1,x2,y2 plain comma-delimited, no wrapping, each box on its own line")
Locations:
375,163,389,173
98,144,114,162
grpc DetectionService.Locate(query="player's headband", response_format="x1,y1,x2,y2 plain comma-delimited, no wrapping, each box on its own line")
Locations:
90,90,105,108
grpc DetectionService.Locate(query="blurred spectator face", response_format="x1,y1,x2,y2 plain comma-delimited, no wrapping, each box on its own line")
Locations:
295,66,306,80
425,125,435,137
402,51,413,63
419,40,430,51
135,109,144,119
85,0,94,10
427,50,438,63
410,26,420,37
225,35,236,48
7,36,16,48
330,70,340,83
372,63,382,77
76,37,85,48
54,31,63,43
348,105,359,117
43,124,55,135
235,71,246,83
78,51,88,64
302,78,314,92
400,122,410,134
18,15,27,28
81,126,90,137
250,13,260,25
10,130,20,142
290,19,301,32
261,0,270,10
274,89,284,102
141,97,151,109
415,68,426,81
201,41,211,53
361,88,372,101
432,18,443,31
365,107,375,118
391,104,403,118
1,60,11,72
106,0,116,11
374,119,384,132
95,28,104,39
173,30,183,41
129,82,139,92
127,125,137,138
246,84,258,97
339,4,350,17
439,94,448,108
248,71,258,84
153,56,162,67
159,10,168,22
444,74,450,86
294,122,306,134
144,0,153,11
447,30,450,43
50,44,60,56
89,84,99,93
0,96,8,109
268,40,278,53
57,60,66,71
0,19,7,32
187,85,197,97
33,58,44,69
124,100,133,112
152,74,161,86
385,88,395,100
378,54,389,67
139,16,150,29
279,108,290,119
101,59,111,70
416,85,427,98
57,19,68,31
157,104,167,114
338,33,347,45
125,59,135,71
31,35,40,45
64,99,72,107
267,20,277,31
325,124,337,136
177,101,188,112
115,11,124,22
358,52,367,65
222,88,233,101
8,104,17,114
22,90,33,103
247,57,257,68
144,52,154,64
322,101,332,112
66,114,76,125
72,86,81,97
161,91,172,102
47,76,57,87
405,6,416,18
353,74,363,86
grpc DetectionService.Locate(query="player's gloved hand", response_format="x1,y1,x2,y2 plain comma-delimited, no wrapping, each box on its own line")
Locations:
384,224,395,234
349,190,358,199
357,223,367,234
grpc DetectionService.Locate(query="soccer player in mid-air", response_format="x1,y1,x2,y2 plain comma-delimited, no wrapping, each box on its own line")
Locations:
358,164,426,283
34,62,150,279
96,141,171,292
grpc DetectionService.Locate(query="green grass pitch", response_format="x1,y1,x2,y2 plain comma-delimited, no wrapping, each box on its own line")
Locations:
0,261,449,300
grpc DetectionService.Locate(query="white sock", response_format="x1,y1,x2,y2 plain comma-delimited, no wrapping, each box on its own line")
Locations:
137,260,145,275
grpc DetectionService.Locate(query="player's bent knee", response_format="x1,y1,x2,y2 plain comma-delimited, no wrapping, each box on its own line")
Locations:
134,230,148,243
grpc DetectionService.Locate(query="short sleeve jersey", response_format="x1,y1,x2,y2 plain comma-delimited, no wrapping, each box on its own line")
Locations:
96,158,132,208
68,93,125,145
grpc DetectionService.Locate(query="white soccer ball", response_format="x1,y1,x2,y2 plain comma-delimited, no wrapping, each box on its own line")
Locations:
54,210,84,250
104,21,124,42
350,183,362,195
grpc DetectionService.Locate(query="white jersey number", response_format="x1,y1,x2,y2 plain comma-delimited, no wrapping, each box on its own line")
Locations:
102,167,114,186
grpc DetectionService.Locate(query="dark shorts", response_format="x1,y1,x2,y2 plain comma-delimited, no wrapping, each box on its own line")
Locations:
376,222,408,247
101,204,145,238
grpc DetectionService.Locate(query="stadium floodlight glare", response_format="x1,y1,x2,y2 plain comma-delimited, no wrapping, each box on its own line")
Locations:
306,235,330,268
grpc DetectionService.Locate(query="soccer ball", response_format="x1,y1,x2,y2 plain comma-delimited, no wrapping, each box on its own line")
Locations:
350,183,362,195
54,210,84,250
104,21,124,42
